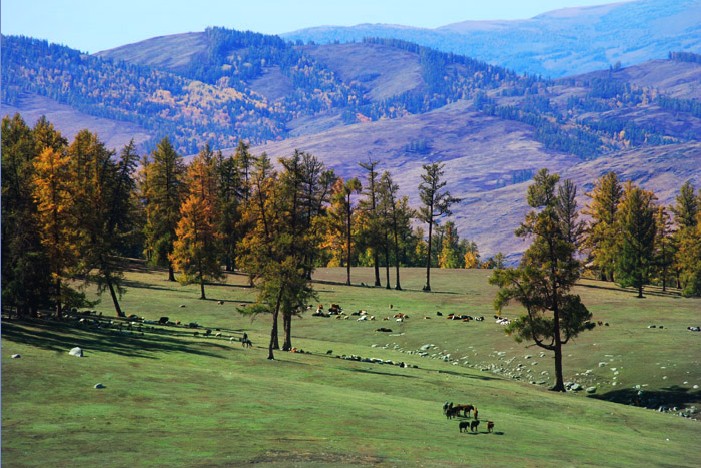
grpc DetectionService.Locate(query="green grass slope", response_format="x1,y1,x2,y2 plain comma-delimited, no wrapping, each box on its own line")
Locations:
3,267,700,467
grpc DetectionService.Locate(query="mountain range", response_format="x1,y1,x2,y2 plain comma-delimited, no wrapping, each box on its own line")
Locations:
2,0,700,259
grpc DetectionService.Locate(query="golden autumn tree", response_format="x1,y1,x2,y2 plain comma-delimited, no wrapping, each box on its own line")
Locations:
170,145,223,300
32,147,79,318
438,221,463,268
327,177,362,285
583,172,622,281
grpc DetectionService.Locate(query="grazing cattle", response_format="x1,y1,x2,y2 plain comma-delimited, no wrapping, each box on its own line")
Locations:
242,338,252,348
436,311,443,317
487,421,495,433
393,313,408,319
473,408,478,420
357,315,368,321
158,316,169,325
459,421,470,433
217,300,224,305
376,327,393,333
470,420,480,432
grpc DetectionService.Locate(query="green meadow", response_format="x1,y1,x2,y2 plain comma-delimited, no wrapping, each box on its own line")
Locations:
3,267,700,467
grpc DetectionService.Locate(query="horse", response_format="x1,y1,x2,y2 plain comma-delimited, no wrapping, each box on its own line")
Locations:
453,404,475,418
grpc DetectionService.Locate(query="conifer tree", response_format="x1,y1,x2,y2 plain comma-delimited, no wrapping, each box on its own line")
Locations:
615,182,657,298
328,177,362,286
238,151,321,358
215,150,241,271
653,205,675,292
439,221,463,268
418,163,459,291
170,145,224,300
584,172,622,281
490,169,591,392
141,137,185,281
1,114,51,316
359,159,383,287
32,147,79,318
672,182,701,296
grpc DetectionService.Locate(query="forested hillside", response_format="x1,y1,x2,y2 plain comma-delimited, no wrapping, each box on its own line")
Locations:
3,29,701,258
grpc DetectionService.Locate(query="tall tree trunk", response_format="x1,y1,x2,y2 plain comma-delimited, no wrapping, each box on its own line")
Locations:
374,251,381,287
384,240,391,290
394,228,402,290
282,313,292,351
168,264,176,282
345,203,351,286
638,284,644,298
268,290,283,360
552,345,566,392
55,277,63,319
424,217,433,292
106,277,124,317
200,279,206,300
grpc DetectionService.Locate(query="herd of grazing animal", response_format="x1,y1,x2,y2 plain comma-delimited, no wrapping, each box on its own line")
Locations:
444,401,495,434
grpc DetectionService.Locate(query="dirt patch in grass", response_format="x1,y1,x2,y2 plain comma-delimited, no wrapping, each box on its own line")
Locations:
248,449,386,466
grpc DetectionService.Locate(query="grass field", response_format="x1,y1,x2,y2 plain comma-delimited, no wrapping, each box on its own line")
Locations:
3,267,700,467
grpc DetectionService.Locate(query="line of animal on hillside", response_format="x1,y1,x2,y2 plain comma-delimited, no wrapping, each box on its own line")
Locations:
443,401,495,434
310,304,493,323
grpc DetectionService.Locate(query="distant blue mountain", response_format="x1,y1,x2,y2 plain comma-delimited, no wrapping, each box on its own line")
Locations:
281,0,701,78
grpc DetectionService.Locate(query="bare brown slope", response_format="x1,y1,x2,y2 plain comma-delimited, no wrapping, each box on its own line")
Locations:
1,94,151,151
301,42,425,102
95,32,207,72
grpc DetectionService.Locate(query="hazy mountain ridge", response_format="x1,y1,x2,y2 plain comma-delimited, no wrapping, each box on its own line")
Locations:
282,0,701,78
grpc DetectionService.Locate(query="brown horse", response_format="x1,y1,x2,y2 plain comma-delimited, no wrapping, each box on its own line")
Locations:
453,404,475,418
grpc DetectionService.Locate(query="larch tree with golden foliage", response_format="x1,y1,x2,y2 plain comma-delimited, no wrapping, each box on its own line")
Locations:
170,145,224,300
32,146,79,318
584,172,622,281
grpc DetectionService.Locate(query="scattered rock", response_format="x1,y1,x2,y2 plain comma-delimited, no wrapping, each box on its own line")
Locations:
599,362,608,367
586,386,597,394
68,347,83,357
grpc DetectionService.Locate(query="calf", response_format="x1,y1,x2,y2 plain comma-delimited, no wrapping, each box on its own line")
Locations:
487,421,495,433
470,420,480,432
459,421,470,433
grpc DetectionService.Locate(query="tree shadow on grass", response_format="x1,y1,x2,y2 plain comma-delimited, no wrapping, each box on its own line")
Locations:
589,385,701,409
1,320,231,360
349,368,421,379
436,369,499,381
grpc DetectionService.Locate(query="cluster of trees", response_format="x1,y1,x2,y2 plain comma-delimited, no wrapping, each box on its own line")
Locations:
584,173,701,298
490,168,701,392
3,114,499,356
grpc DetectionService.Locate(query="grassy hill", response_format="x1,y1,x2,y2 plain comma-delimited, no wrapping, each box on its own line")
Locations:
3,267,700,466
